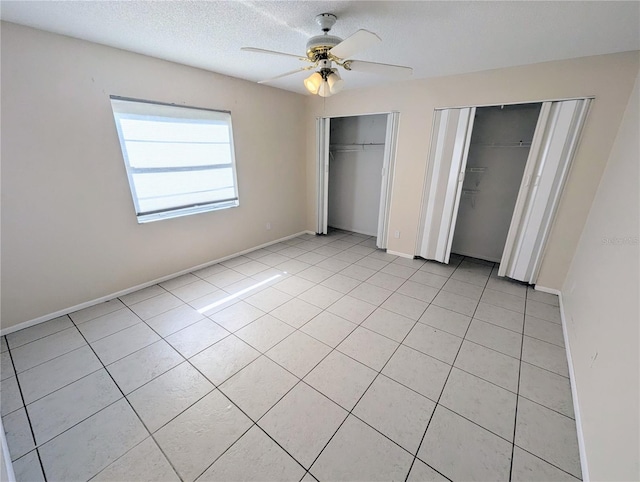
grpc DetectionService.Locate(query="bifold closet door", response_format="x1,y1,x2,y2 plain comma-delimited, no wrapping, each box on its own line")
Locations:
499,98,591,283
316,117,330,235
418,107,476,263
376,112,400,249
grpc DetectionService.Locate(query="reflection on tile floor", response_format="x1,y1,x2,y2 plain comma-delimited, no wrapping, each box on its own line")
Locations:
1,230,582,481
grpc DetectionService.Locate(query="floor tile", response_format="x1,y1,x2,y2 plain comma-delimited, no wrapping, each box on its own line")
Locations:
440,368,517,441
418,406,512,482
366,271,405,291
337,326,399,371
466,319,522,359
2,408,34,461
432,290,478,317
396,280,439,303
339,264,376,282
418,304,471,338
310,415,413,482
11,450,45,482
259,382,347,468
145,304,204,337
209,301,265,332
474,302,524,333
316,257,351,273
221,255,251,269
454,341,520,392
156,390,253,482
165,319,229,358
361,308,415,342
17,346,102,404
406,459,449,482
160,273,201,291
129,292,184,320
409,270,449,289
92,437,180,482
256,252,290,267
273,275,315,296
76,308,141,343
304,351,377,411
300,312,357,347
296,252,328,266
297,266,334,284
188,289,238,316
381,292,429,320
267,331,331,378
91,323,161,365
11,327,86,373
486,276,527,298
223,277,269,299
319,274,360,294
107,340,183,394
515,397,581,478
511,446,580,481
519,362,575,418
382,345,450,401
192,263,227,280
524,315,565,346
327,296,377,324
481,288,525,313
525,299,562,323
245,287,292,312
522,336,569,377
270,298,322,329
205,268,247,288
355,256,389,271
127,362,213,433
443,278,484,300
6,315,73,349
298,285,344,309
403,323,462,365
39,399,147,482
219,356,298,420
189,335,260,385
235,315,295,353
354,375,435,453
450,268,489,287
169,279,218,303
120,285,166,306
28,369,121,444
0,336,7,353
526,288,560,307
0,376,23,416
233,260,270,277
69,299,125,324
279,246,308,258
348,282,393,306
199,425,305,481
380,263,417,279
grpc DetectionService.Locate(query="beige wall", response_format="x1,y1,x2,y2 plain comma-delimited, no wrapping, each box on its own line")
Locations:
1,22,308,329
562,69,639,482
305,51,640,289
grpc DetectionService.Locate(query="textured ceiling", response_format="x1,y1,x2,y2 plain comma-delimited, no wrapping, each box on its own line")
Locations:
1,1,639,95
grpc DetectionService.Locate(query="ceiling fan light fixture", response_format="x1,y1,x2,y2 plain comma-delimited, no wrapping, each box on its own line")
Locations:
318,79,331,97
327,70,344,94
304,72,323,94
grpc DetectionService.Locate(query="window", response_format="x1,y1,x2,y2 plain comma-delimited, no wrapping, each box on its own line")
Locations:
110,96,239,223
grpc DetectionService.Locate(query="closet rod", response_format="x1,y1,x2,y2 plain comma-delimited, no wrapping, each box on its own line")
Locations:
470,141,532,148
330,143,385,152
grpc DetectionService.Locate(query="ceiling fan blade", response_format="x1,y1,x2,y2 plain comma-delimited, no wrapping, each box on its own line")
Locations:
258,66,314,84
329,29,381,59
242,47,308,61
344,60,413,78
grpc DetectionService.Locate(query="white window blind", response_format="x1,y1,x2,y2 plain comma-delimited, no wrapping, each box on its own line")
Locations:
110,96,239,223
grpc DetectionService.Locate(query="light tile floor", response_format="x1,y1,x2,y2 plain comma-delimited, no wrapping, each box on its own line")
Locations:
1,230,582,481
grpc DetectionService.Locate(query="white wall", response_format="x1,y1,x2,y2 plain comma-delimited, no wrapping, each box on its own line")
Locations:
305,51,640,290
328,115,386,236
0,22,307,330
562,70,639,482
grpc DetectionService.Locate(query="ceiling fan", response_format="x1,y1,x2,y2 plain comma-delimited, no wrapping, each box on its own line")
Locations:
242,13,413,97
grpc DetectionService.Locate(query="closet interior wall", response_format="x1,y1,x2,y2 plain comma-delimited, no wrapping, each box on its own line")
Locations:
451,104,541,262
328,114,387,236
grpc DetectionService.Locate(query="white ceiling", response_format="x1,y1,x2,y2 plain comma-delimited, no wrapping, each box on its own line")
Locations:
1,1,639,95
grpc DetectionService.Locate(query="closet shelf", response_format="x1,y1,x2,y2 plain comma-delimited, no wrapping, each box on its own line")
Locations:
470,141,532,148
330,143,385,152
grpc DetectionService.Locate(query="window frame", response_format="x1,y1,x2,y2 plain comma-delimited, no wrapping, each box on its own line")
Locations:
110,95,240,223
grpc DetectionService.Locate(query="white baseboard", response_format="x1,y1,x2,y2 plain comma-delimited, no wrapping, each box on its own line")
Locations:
386,249,414,259
1,231,309,336
537,285,590,482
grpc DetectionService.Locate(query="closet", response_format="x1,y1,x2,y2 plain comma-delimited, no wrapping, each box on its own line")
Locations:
419,98,591,284
328,114,387,236
451,104,541,262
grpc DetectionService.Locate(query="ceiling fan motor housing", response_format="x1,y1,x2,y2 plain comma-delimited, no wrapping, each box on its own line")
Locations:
307,13,341,60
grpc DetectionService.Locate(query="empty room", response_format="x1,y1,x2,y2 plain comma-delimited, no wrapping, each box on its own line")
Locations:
1,1,638,481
